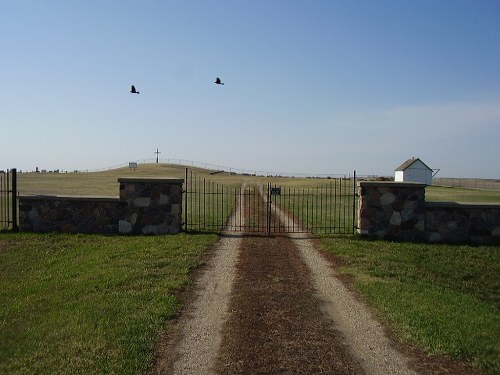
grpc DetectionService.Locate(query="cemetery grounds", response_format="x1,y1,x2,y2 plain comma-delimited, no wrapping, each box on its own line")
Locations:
0,164,498,374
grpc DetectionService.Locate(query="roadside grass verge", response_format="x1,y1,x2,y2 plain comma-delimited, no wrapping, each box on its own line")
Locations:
321,238,500,374
0,232,218,375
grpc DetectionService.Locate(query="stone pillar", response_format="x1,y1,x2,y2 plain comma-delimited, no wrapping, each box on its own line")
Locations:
358,181,426,241
118,177,184,235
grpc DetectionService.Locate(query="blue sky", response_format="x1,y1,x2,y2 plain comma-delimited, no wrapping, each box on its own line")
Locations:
2,0,499,178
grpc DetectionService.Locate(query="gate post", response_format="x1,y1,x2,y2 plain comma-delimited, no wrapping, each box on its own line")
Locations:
267,183,272,236
352,170,357,233
11,168,18,232
358,181,425,241
184,168,188,232
118,177,184,234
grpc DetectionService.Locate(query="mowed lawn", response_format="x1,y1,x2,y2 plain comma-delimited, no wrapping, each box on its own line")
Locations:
0,232,217,375
321,238,500,374
3,233,498,374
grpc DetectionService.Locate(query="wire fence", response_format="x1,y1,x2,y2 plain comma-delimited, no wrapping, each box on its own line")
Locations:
433,178,500,191
65,158,362,179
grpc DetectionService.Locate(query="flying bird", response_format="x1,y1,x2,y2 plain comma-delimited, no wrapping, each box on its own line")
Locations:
130,85,140,94
214,77,224,85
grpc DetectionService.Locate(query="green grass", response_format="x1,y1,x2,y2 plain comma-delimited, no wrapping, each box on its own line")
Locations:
0,232,218,375
426,185,500,203
184,170,240,231
321,237,500,373
273,180,357,234
17,164,190,196
184,183,239,231
17,164,500,204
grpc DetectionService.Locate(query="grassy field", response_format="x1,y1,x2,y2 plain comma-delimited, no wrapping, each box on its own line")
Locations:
17,164,190,196
433,178,500,191
17,164,350,196
272,181,357,234
0,232,218,375
426,185,500,203
321,237,500,374
17,163,500,204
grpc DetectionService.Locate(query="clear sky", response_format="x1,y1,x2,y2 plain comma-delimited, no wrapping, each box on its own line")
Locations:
2,0,499,178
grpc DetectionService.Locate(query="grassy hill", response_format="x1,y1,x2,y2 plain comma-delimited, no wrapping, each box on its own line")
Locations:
17,163,500,204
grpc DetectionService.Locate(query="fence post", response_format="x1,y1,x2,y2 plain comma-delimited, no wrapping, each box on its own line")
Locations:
184,168,188,232
352,170,357,233
267,183,272,236
11,168,18,232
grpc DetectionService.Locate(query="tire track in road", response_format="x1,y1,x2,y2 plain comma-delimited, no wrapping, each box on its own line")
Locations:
168,190,245,375
215,187,364,374
272,202,418,375
156,183,470,374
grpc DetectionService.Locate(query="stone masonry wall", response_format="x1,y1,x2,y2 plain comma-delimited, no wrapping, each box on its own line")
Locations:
425,202,500,245
358,181,500,244
118,178,183,235
19,178,184,235
19,196,123,234
358,182,426,242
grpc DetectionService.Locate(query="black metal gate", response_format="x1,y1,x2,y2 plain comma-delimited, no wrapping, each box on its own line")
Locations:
0,168,18,231
183,169,357,235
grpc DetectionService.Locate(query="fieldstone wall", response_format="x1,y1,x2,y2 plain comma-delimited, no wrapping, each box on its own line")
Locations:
19,178,184,235
358,182,426,242
358,181,500,244
118,178,183,235
425,202,500,245
19,196,123,234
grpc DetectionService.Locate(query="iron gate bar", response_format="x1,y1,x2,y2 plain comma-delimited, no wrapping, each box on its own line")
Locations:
0,171,5,228
183,169,357,235
342,178,346,232
12,169,17,231
0,172,4,226
267,183,270,235
352,171,357,231
184,168,187,231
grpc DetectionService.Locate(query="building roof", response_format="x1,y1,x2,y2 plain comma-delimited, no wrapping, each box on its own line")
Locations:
395,157,432,171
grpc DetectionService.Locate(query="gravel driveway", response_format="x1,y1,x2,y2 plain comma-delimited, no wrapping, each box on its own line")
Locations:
151,188,477,375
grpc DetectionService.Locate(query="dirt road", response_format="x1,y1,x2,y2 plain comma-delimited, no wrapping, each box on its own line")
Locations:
151,190,477,375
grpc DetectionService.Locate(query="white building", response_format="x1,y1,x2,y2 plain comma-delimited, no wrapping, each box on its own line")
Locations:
395,157,433,185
